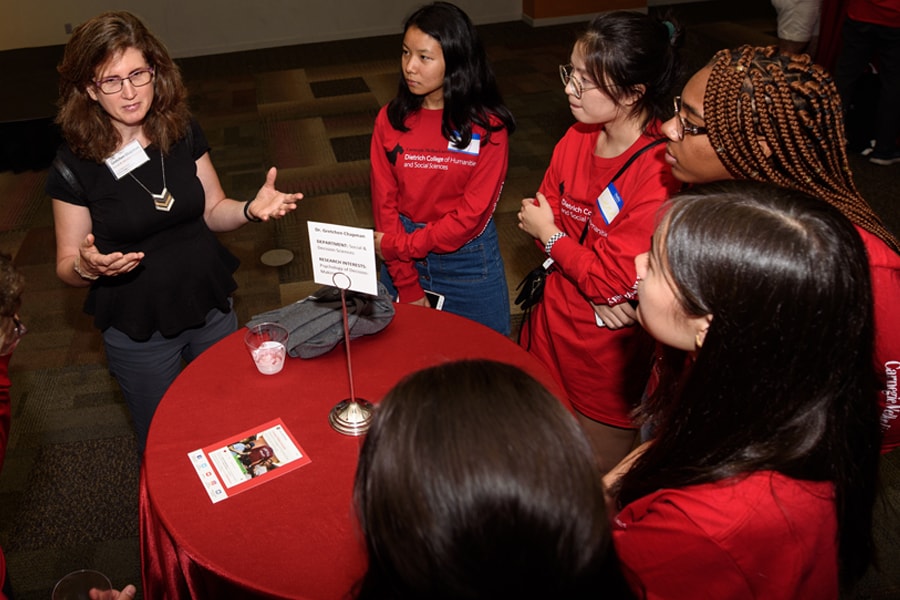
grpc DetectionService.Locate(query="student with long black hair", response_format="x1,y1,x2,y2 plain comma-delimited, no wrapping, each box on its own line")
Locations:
371,2,515,335
608,182,880,598
353,360,631,599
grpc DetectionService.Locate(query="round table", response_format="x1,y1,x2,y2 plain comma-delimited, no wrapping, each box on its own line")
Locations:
140,304,564,599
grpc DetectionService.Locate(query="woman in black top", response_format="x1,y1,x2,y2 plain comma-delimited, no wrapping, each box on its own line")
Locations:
47,11,302,452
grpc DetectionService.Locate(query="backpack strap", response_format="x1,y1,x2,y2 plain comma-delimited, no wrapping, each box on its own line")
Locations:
52,155,87,201
608,137,667,187
576,137,667,244
186,121,195,157
51,120,195,202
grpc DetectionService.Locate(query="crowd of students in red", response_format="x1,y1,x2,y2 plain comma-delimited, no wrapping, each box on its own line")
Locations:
2,1,898,598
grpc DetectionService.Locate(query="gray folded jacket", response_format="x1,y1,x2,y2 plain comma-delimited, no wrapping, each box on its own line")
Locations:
246,283,395,359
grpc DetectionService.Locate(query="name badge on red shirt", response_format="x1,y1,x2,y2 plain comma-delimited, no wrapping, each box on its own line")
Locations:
596,183,623,225
449,132,481,156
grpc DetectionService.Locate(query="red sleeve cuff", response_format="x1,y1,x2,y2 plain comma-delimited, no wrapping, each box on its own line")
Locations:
380,233,401,262
396,278,424,303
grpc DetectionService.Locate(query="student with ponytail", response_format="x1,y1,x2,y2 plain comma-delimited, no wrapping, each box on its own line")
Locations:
516,11,682,472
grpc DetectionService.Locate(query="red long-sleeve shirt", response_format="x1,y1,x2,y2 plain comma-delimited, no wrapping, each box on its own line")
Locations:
370,106,508,302
522,123,679,425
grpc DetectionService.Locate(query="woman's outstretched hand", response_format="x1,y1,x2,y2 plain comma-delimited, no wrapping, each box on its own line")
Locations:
78,233,144,278
247,167,303,221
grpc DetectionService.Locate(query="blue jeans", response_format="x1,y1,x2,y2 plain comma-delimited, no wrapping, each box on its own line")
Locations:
381,216,510,336
103,301,237,452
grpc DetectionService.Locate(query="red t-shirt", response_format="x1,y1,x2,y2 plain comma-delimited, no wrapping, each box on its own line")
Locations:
522,123,679,425
613,471,839,600
858,227,900,452
370,106,509,302
848,0,900,27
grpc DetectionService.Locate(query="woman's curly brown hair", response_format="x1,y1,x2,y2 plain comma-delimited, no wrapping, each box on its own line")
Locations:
55,11,190,162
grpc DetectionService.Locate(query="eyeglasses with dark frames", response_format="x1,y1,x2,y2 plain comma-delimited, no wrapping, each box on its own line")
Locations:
673,96,708,138
94,68,155,95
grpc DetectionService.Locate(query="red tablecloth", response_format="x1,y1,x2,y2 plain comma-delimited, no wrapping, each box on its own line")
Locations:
140,304,564,599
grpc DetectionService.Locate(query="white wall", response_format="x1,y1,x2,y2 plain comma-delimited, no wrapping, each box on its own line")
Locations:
0,0,522,57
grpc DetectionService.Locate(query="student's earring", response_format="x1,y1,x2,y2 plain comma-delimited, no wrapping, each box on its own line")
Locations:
694,321,710,349
693,315,712,350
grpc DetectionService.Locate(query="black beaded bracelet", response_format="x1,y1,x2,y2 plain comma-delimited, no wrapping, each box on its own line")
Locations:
243,200,262,223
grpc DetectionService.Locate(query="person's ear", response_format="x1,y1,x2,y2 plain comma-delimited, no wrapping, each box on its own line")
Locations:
693,314,713,349
86,85,99,102
624,84,645,106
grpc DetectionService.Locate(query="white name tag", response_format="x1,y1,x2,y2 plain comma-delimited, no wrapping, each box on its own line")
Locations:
596,182,623,225
104,140,150,180
449,132,481,155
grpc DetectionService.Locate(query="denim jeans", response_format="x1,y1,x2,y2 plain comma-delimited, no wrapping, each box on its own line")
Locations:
381,216,511,336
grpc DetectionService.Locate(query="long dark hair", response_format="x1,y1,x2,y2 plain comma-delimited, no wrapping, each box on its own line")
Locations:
56,11,190,162
576,11,684,134
387,2,515,148
353,360,629,599
618,181,879,586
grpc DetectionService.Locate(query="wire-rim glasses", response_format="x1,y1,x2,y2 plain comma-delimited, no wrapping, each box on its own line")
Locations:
673,95,709,138
94,68,155,95
559,64,600,100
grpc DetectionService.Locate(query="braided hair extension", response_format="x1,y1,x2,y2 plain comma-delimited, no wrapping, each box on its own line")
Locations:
704,45,900,254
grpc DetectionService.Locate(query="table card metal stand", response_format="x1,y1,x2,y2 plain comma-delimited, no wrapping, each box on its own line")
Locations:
328,272,374,436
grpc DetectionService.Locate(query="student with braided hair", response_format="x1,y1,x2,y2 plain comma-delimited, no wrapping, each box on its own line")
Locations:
662,45,900,453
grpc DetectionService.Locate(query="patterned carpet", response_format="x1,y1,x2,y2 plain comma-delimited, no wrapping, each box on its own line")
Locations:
0,3,898,598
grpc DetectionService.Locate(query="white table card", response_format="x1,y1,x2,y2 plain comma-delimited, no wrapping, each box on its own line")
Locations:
307,221,378,295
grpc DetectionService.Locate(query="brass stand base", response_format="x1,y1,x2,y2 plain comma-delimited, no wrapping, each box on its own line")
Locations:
328,398,374,436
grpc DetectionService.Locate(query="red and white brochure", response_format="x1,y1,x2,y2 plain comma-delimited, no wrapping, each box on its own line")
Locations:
188,418,311,504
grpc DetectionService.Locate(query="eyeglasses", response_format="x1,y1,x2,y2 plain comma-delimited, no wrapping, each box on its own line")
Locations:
559,64,602,100
0,315,26,356
94,68,154,95
673,96,708,139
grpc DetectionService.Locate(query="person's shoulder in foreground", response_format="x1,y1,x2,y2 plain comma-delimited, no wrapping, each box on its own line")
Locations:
613,471,838,599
